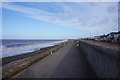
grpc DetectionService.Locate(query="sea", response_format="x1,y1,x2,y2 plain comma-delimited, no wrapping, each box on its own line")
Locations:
0,39,67,58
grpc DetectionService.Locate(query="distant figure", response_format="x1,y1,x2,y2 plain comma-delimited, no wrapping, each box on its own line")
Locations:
77,42,80,47
50,51,53,54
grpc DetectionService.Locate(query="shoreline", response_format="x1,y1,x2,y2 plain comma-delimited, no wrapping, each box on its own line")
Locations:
1,40,66,53
2,42,68,79
2,45,56,65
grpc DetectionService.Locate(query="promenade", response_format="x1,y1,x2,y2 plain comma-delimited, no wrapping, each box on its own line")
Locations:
14,42,96,78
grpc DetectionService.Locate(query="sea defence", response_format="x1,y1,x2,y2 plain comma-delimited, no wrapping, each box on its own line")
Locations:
79,40,120,78
2,40,120,78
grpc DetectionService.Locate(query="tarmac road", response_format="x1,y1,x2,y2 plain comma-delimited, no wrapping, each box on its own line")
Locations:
14,42,96,78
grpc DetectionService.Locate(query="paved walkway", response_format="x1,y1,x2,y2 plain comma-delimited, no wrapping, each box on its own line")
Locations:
15,42,96,78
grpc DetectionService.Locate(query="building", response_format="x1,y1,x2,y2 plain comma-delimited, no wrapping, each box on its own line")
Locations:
107,32,119,43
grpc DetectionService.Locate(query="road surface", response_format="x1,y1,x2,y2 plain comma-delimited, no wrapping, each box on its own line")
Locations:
14,42,96,78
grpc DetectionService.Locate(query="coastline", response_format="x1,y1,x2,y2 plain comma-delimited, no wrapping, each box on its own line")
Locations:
2,42,68,79
2,46,56,65
1,40,66,54
2,40,120,78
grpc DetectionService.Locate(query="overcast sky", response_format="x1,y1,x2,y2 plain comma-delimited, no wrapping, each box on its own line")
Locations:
1,2,118,39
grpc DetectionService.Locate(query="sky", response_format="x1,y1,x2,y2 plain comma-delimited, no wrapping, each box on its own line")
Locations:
1,2,118,39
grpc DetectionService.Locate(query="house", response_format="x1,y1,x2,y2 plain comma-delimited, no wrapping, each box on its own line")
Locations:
99,34,108,41
94,36,99,41
93,35,106,41
107,32,119,43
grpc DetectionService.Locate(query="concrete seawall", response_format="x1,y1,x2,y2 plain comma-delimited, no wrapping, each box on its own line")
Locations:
79,40,120,78
2,40,120,78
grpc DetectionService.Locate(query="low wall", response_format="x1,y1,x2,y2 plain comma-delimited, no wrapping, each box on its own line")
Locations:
79,40,120,78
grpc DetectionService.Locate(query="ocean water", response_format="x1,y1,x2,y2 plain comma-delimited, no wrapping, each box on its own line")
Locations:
0,39,67,58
